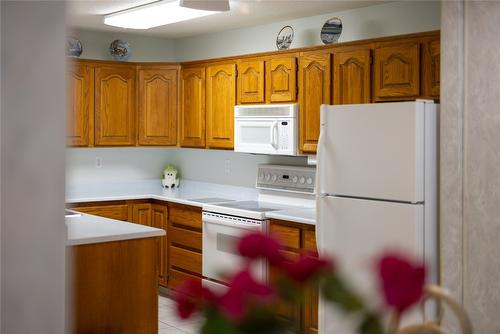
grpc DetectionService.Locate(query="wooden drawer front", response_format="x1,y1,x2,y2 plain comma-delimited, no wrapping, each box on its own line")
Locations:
170,226,202,251
304,229,317,253
170,246,202,274
73,204,129,221
169,204,202,230
270,224,301,249
169,269,201,290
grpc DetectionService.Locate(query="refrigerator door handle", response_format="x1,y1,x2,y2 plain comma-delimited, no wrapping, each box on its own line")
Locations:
315,105,328,253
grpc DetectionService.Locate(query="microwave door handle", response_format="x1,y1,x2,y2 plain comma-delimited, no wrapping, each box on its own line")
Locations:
271,121,279,149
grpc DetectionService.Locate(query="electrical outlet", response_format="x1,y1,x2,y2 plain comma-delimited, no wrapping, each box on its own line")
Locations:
224,159,231,175
95,157,103,168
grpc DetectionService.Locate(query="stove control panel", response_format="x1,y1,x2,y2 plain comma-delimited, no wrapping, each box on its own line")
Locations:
256,164,316,194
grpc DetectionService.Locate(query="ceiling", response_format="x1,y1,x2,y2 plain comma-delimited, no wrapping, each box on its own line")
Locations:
67,0,388,38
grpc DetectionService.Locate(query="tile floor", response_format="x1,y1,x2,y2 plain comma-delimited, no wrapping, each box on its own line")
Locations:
158,295,203,334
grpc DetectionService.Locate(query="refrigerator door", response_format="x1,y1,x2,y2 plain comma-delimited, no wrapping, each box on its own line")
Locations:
317,101,428,203
317,196,425,333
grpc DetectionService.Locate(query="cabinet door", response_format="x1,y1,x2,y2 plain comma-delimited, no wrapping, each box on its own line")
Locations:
374,42,420,100
237,59,265,104
333,49,371,104
152,204,168,287
132,203,152,226
180,67,206,147
67,63,93,147
303,229,319,334
206,63,236,149
423,38,440,99
266,57,297,102
298,53,331,153
95,65,136,146
138,68,178,146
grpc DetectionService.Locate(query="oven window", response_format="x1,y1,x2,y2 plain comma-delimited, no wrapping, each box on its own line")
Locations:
241,126,271,144
216,233,240,255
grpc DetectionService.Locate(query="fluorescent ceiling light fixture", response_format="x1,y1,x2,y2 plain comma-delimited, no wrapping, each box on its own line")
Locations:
104,0,225,30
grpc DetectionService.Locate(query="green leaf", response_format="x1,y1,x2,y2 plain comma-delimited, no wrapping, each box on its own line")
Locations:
359,312,384,334
201,310,238,334
237,307,292,334
320,273,364,313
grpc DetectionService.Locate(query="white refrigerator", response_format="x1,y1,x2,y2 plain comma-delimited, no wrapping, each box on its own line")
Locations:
315,101,438,333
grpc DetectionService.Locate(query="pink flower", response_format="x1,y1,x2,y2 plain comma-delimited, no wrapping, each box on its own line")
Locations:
280,253,334,283
174,279,216,319
238,232,283,265
378,253,426,313
219,269,274,320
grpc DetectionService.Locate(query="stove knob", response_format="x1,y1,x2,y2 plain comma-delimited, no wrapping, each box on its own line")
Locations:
306,177,313,185
259,173,265,180
265,173,271,181
271,174,277,182
292,176,298,183
299,176,305,184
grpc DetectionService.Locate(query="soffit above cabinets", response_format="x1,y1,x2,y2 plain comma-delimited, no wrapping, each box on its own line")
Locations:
67,0,388,39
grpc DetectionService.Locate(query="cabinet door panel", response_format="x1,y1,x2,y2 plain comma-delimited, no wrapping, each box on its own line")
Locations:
152,204,168,287
238,59,265,103
266,57,297,102
67,63,93,147
95,66,136,146
206,63,236,149
423,38,440,98
180,67,206,147
138,68,178,146
374,42,420,100
132,203,152,226
299,53,331,153
333,49,371,104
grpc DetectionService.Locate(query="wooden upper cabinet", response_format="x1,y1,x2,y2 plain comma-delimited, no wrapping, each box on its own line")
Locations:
423,38,440,99
237,59,265,104
67,63,93,147
298,52,331,153
266,57,297,102
373,42,420,101
138,67,178,146
94,65,136,146
206,63,236,149
180,67,206,148
333,49,371,104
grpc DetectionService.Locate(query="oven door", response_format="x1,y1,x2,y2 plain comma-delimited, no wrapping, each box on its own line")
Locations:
235,118,282,154
202,212,266,283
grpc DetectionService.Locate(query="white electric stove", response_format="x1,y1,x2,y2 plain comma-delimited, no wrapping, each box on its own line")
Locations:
202,164,315,287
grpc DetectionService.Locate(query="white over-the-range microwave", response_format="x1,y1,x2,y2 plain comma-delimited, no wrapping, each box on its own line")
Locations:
234,103,298,156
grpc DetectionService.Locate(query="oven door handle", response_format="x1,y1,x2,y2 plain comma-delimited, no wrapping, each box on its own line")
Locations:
203,216,262,230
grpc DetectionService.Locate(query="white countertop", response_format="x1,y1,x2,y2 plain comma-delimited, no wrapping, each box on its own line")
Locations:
66,179,315,226
266,207,316,225
66,211,165,246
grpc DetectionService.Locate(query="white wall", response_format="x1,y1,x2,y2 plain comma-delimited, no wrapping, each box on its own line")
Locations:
69,28,176,62
2,2,66,332
66,147,307,188
174,1,441,61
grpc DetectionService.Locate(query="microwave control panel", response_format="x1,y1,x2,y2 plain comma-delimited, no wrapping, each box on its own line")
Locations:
256,164,316,194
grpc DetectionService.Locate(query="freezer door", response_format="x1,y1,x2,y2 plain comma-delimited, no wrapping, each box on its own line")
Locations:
317,101,433,203
316,196,427,333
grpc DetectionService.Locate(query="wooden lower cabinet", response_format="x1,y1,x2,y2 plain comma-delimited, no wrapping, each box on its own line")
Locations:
70,201,130,221
151,203,168,287
270,220,318,333
167,203,203,289
132,202,152,226
69,237,159,333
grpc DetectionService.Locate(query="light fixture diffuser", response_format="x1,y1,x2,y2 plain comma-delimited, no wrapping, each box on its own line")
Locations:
104,0,222,30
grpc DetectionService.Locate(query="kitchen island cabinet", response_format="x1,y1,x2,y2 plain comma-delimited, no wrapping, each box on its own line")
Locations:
67,212,164,334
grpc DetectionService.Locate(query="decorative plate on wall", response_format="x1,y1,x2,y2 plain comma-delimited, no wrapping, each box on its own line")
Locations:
66,37,82,58
276,25,294,50
320,17,342,44
109,39,131,61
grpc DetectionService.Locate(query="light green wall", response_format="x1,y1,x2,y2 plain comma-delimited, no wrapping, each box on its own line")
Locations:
68,29,176,62
174,1,441,61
